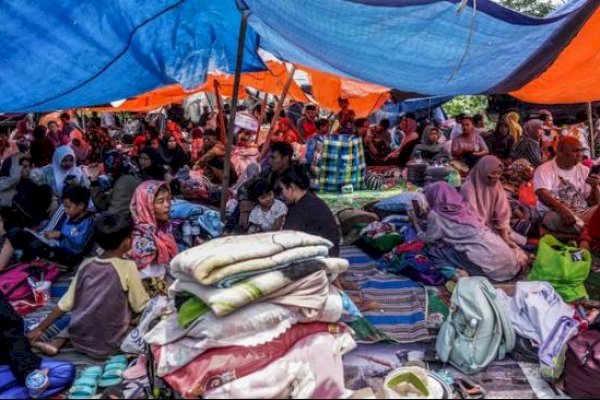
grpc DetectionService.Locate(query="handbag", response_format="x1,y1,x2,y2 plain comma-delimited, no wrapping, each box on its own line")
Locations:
564,330,600,398
528,235,591,302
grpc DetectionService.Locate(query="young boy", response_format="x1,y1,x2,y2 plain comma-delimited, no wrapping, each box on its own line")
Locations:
26,213,149,359
247,178,287,233
0,185,95,272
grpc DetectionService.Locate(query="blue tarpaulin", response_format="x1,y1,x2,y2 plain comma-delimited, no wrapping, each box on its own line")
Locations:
1,0,599,112
0,0,264,112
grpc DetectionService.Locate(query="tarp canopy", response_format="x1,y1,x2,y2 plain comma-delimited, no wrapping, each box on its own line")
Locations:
2,0,600,112
90,61,390,117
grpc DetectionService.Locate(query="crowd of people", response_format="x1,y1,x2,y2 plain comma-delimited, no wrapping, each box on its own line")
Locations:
2,99,600,395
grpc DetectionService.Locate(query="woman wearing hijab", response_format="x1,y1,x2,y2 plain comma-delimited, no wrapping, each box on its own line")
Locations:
158,133,189,174
137,147,166,181
461,156,531,254
38,145,89,199
485,120,515,163
539,109,559,160
514,119,544,167
69,130,92,165
421,181,521,282
90,150,142,215
130,181,178,286
504,112,523,141
412,125,448,161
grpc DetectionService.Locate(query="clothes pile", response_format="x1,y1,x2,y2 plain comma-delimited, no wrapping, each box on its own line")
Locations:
144,231,357,399
170,199,224,249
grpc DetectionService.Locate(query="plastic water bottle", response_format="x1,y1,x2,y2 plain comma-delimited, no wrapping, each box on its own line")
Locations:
191,222,201,238
182,221,193,247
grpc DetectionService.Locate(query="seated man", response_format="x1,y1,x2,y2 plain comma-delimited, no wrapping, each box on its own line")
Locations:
534,136,600,239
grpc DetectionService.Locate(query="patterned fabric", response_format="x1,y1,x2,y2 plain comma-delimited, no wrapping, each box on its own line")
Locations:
338,245,430,343
359,276,430,343
130,181,178,271
170,259,346,316
312,135,366,192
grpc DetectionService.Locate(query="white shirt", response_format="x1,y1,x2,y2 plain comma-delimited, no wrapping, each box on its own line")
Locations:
249,199,288,232
533,159,591,213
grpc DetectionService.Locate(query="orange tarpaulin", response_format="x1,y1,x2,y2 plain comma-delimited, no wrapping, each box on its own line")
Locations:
302,66,390,118
90,61,308,112
90,61,390,115
511,7,600,104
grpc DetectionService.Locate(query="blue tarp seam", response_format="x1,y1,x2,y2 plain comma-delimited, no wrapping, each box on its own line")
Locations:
22,0,191,110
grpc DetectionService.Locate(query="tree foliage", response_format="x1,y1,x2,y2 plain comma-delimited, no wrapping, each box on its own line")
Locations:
496,0,558,17
442,96,488,118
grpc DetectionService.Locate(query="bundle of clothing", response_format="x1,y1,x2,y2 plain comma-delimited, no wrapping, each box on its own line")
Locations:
144,231,357,399
169,199,224,248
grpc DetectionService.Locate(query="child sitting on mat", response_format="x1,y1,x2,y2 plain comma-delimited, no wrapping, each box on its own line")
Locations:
247,178,287,233
0,186,95,272
26,213,149,359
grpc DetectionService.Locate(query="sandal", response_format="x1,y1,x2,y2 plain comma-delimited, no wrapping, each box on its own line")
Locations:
99,355,128,388
69,366,103,399
122,354,147,380
455,376,486,399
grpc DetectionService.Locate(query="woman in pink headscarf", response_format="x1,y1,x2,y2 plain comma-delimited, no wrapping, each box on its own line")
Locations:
130,181,178,286
461,156,512,240
421,181,521,282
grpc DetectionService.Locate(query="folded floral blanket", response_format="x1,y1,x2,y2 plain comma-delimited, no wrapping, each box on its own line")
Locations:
170,231,333,285
145,295,344,377
171,258,348,316
203,332,356,399
156,322,346,398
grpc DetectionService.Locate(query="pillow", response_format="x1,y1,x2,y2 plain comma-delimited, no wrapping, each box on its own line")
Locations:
374,192,428,213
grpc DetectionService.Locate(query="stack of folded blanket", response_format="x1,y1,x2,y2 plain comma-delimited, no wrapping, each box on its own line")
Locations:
144,231,357,399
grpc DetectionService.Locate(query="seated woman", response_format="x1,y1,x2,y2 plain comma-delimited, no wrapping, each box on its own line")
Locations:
137,147,166,181
0,186,94,272
0,156,52,232
90,150,141,216
272,117,300,144
69,130,92,165
384,117,420,167
421,182,521,282
451,116,490,168
158,133,189,175
280,165,341,256
502,158,540,237
130,181,178,293
461,156,533,270
484,119,515,164
36,146,89,212
514,119,544,167
412,125,449,162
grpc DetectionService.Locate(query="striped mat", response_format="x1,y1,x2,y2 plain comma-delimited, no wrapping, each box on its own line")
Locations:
23,275,103,369
340,245,431,343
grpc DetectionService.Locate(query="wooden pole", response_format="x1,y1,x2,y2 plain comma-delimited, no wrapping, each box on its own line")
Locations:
258,65,297,161
213,81,227,143
254,93,268,142
588,101,596,159
220,10,249,220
